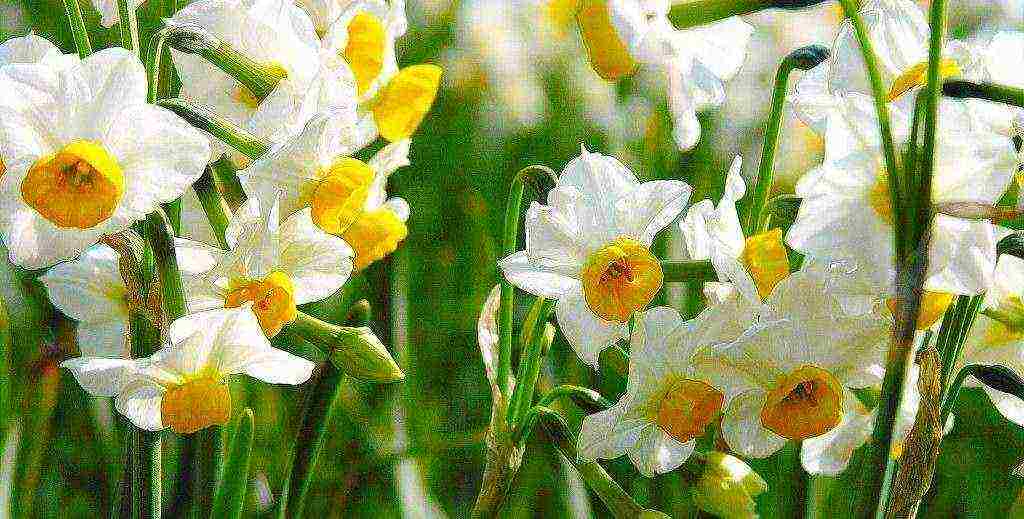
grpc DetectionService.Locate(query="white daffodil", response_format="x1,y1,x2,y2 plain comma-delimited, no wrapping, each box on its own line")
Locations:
168,0,358,155
698,265,890,460
297,0,358,37
40,244,131,358
0,33,72,69
578,302,757,476
175,194,353,338
0,48,209,269
90,0,147,28
320,0,440,144
240,112,411,270
786,95,1017,297
62,306,314,433
499,146,691,367
678,156,790,304
792,0,1023,138
576,0,752,150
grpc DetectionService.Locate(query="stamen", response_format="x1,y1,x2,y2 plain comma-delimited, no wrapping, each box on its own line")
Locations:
224,272,298,337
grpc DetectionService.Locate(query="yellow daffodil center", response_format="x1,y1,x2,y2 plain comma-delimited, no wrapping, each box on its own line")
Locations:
160,376,231,434
884,291,954,330
345,12,387,95
343,207,408,271
760,365,844,440
887,59,961,102
654,379,725,443
231,63,289,110
740,229,790,300
372,64,442,142
577,0,637,81
869,170,894,225
580,237,662,323
311,158,375,234
546,0,580,35
224,272,298,338
21,140,124,229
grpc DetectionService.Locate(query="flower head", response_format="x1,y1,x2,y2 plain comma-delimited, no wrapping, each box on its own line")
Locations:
62,307,314,433
499,146,691,367
0,48,209,268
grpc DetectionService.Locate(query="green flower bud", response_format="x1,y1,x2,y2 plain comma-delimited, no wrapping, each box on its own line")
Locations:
693,452,768,519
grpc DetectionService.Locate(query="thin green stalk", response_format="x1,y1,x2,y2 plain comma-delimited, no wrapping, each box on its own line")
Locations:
508,299,556,425
155,99,271,160
667,0,825,29
128,311,162,519
210,154,247,212
774,442,807,519
943,80,1024,108
661,260,718,283
938,365,976,425
144,211,188,320
538,385,613,413
0,300,10,458
117,0,140,57
159,0,180,99
745,45,830,234
192,167,232,249
211,408,254,519
283,364,345,519
61,0,92,58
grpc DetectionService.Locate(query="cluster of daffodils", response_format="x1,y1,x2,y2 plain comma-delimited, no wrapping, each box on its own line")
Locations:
488,1,1024,514
0,0,439,434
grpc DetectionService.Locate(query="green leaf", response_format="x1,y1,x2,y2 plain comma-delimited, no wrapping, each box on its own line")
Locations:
211,408,255,519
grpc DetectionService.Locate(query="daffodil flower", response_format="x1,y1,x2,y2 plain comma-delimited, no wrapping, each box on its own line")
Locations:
168,0,359,157
40,244,131,358
698,265,890,460
786,96,1018,297
577,0,752,150
0,48,210,269
679,156,790,304
0,33,72,69
176,194,354,338
499,146,691,367
62,307,314,433
90,0,147,28
792,0,1022,138
240,112,411,270
297,0,360,38
578,304,756,476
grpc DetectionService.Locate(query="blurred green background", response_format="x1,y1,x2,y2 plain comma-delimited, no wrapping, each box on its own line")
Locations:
1,0,1023,517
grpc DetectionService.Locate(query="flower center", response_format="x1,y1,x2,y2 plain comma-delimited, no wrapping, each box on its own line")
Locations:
580,237,662,322
887,59,961,102
160,376,231,434
21,140,124,229
739,229,790,300
760,365,844,440
345,12,387,96
655,379,725,443
577,0,637,80
310,157,375,235
343,207,408,271
885,291,954,330
372,64,442,142
224,272,298,338
868,170,894,225
231,63,289,110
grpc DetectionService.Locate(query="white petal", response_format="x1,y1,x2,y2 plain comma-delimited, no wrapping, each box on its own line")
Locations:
617,179,691,247
60,357,139,396
925,215,1001,296
523,201,586,278
278,209,353,304
721,389,787,458
498,251,579,299
626,424,694,477
39,244,127,322
77,320,129,358
114,380,165,431
369,138,411,176
554,288,629,369
78,48,147,139
557,149,639,248
0,34,63,66
800,392,873,475
578,403,646,462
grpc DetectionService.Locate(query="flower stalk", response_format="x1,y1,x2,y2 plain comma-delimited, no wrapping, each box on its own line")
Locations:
60,0,92,58
942,80,1024,108
155,98,271,160
210,408,254,519
668,0,826,30
660,260,718,283
117,0,140,57
192,167,232,249
507,302,556,426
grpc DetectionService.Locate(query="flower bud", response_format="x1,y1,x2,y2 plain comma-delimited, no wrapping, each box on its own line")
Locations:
784,45,830,71
693,452,768,519
329,325,405,383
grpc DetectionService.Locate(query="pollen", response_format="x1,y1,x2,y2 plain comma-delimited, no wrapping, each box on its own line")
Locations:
343,207,408,271
580,237,662,322
885,291,954,330
887,59,961,102
868,170,894,225
311,158,375,235
160,376,231,434
21,140,125,229
740,229,790,300
372,64,442,142
224,272,298,338
344,12,387,95
760,365,844,440
655,379,725,444
577,0,637,81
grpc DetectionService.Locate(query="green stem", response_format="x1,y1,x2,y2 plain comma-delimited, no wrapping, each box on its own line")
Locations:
128,311,162,519
192,167,232,249
211,408,254,519
0,299,10,460
145,211,188,320
155,99,270,160
508,299,556,426
287,311,403,383
660,260,718,283
943,80,1024,108
538,385,613,413
775,442,807,519
283,365,345,519
158,0,180,99
61,0,92,58
745,45,830,235
117,0,140,57
667,0,825,29
938,365,976,425
210,154,247,211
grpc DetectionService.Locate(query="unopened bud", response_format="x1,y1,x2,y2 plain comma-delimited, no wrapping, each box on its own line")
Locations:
164,23,219,55
934,201,1021,222
972,364,1024,400
693,452,768,519
329,325,405,383
785,45,830,71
